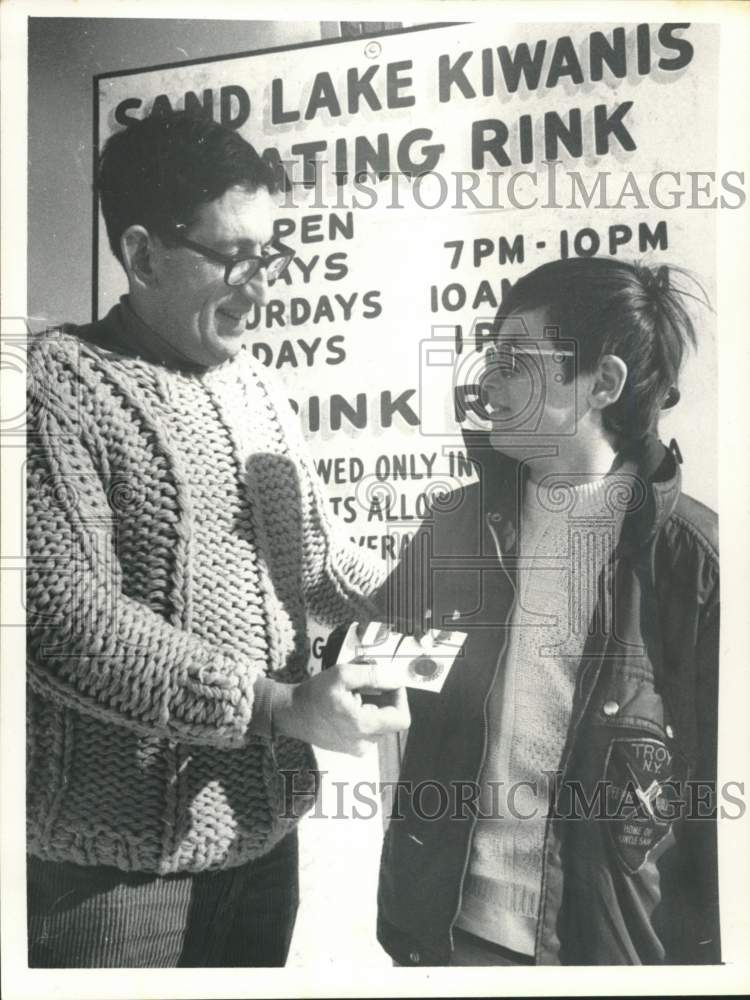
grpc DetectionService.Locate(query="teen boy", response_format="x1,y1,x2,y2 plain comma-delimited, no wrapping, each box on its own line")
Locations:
373,257,720,965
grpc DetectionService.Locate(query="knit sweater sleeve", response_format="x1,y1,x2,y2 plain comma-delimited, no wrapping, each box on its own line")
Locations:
246,360,388,628
26,386,269,749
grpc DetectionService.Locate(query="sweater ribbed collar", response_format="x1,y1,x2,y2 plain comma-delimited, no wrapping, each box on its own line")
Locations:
524,473,622,522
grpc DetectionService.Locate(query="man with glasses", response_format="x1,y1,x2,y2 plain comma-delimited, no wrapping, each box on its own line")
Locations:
25,109,410,968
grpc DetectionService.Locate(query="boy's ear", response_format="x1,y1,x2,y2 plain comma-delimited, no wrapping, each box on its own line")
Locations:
588,354,628,410
120,225,158,287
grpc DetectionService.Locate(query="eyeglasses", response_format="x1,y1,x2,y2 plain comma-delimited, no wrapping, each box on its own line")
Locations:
170,225,295,287
484,342,575,379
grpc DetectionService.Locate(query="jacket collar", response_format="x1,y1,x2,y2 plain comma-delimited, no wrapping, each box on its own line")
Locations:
615,433,682,555
463,429,682,558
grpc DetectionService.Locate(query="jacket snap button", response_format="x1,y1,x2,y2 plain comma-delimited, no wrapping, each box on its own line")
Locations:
602,700,619,717
409,950,420,963
666,724,674,739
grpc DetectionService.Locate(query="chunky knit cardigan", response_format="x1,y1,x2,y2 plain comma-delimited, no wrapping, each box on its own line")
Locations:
26,302,385,874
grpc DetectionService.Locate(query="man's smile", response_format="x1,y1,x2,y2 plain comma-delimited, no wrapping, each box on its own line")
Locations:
217,307,247,325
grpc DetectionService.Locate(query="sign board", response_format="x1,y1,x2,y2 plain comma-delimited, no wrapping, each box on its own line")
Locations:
95,21,720,585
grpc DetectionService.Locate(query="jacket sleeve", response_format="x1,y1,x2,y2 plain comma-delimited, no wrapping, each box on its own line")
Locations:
319,517,433,674
660,531,721,965
689,581,721,963
26,390,273,749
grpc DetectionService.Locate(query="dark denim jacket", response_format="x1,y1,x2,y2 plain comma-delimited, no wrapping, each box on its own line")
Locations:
370,434,719,966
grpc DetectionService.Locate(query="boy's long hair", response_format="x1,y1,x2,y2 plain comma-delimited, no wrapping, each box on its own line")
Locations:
494,257,710,447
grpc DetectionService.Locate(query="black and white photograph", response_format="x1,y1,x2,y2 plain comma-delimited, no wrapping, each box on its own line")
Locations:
1,1,749,997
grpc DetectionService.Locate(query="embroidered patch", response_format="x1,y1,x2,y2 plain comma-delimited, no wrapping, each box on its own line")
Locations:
603,737,688,874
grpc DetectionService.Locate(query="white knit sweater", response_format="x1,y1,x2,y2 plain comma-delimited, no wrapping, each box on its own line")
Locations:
26,301,385,873
456,474,626,954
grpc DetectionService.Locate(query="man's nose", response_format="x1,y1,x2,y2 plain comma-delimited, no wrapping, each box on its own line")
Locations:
239,267,270,307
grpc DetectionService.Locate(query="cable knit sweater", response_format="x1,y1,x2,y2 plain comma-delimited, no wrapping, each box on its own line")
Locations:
26,300,385,874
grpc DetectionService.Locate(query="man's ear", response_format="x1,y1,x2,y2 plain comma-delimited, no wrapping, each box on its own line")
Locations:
588,354,628,410
120,225,159,287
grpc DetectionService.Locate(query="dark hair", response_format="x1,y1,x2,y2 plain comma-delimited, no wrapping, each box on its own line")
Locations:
97,110,279,264
494,257,709,446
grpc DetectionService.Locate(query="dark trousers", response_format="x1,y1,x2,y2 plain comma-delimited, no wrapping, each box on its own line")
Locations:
27,830,299,968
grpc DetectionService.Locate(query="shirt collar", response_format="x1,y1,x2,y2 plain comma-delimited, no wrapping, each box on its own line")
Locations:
84,296,208,373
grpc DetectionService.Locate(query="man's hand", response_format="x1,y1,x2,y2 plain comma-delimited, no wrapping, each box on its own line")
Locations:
272,660,410,756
